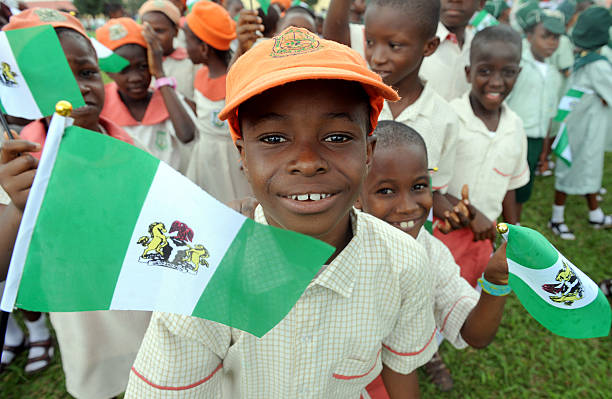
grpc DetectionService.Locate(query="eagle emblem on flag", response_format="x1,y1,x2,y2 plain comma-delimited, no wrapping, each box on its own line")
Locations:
541,261,584,306
136,220,209,274
0,62,18,87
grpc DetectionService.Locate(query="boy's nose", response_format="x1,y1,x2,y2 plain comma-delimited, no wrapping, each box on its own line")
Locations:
396,192,419,214
369,46,387,67
288,143,328,176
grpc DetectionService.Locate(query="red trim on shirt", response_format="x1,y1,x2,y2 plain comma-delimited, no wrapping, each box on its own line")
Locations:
333,349,381,380
432,184,448,191
440,295,473,332
167,47,188,61
511,165,529,179
194,67,226,101
130,363,222,391
381,328,437,356
493,167,511,177
101,82,169,126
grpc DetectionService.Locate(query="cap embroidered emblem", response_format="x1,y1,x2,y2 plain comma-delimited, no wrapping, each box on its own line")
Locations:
270,27,321,58
34,8,67,22
109,23,129,41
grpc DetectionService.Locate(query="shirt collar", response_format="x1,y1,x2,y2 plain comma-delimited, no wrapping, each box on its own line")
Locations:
254,206,360,298
455,92,513,136
383,82,436,122
101,82,170,127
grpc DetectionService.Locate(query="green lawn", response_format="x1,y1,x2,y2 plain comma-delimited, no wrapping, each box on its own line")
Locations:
1,156,611,398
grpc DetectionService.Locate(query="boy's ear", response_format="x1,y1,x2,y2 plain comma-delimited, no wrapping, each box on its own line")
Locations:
235,138,251,181
464,65,471,83
423,36,440,57
354,196,363,210
366,134,377,174
200,41,210,60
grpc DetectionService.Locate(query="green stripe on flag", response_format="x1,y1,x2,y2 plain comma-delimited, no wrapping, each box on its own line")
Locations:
17,126,158,310
505,224,558,269
193,218,332,337
509,274,612,338
5,25,84,116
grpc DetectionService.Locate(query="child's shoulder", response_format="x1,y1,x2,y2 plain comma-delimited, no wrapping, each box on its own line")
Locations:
448,93,471,123
355,210,428,269
424,85,459,121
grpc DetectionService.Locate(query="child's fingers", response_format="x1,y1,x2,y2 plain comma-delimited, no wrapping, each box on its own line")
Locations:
1,168,36,194
238,13,262,25
461,184,470,202
0,140,41,164
237,23,265,35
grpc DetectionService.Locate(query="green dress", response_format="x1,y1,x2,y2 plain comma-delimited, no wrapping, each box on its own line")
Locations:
555,59,612,195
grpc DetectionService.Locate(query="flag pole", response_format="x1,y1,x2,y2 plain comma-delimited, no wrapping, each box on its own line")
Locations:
0,100,72,355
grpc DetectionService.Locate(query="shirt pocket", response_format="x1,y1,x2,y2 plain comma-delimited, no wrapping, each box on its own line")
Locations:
328,348,382,396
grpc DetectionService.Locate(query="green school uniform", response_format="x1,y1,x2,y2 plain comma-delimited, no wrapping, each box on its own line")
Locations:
507,43,562,203
555,59,612,195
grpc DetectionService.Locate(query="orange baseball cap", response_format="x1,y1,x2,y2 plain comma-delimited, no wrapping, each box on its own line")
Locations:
272,0,292,10
2,7,87,38
185,1,236,51
138,0,181,26
96,17,147,51
219,27,399,143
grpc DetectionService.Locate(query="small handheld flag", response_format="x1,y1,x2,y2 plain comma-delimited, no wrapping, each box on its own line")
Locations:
498,223,611,339
0,25,84,119
551,88,589,167
469,9,499,31
0,101,334,338
90,37,129,73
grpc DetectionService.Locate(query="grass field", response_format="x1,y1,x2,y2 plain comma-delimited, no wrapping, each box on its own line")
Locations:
1,156,611,398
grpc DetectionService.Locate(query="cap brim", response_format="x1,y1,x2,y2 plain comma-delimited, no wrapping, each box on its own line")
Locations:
219,66,399,121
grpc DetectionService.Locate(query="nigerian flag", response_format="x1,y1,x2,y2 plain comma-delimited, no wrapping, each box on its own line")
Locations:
90,37,129,73
0,113,334,338
499,223,611,339
551,88,586,167
469,9,499,31
0,25,84,119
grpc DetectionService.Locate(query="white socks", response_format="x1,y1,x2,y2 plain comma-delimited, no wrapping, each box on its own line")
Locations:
1,314,25,365
24,313,52,373
589,208,604,223
551,205,565,223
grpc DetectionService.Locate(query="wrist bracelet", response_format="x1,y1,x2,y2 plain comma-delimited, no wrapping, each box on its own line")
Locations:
478,273,512,296
154,76,177,90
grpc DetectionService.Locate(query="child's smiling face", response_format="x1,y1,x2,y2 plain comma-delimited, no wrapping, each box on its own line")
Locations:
109,44,151,101
358,143,431,239
527,23,560,62
466,40,521,111
236,80,373,245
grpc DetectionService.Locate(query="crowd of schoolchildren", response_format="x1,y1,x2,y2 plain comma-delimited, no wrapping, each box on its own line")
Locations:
0,0,610,397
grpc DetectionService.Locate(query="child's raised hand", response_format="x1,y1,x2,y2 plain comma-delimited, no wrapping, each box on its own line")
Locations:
236,9,264,55
437,185,474,234
142,22,165,79
483,242,508,285
0,135,41,212
469,209,496,242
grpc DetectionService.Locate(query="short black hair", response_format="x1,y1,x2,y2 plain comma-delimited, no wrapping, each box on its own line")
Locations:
368,0,440,39
470,24,522,64
285,5,316,20
55,27,96,56
374,120,428,162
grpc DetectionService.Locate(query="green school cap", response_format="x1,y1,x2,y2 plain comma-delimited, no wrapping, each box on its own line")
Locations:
540,9,566,35
484,0,509,18
515,1,540,31
572,6,612,50
556,0,575,24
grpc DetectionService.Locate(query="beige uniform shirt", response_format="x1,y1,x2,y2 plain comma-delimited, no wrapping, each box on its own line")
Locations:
158,48,200,101
420,23,474,101
416,228,479,349
378,84,459,193
448,93,529,221
349,23,366,58
126,207,437,398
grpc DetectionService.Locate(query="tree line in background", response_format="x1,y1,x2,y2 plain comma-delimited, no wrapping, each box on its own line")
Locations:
73,0,147,16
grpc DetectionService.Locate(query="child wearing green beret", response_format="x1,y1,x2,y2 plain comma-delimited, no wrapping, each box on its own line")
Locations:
550,6,612,238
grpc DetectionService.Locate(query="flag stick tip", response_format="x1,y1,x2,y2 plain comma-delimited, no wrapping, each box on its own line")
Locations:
496,223,508,234
55,101,72,117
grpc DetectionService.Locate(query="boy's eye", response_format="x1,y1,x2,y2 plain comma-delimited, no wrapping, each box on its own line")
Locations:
139,63,149,71
389,42,402,50
80,69,99,78
260,134,287,144
376,188,394,195
365,39,374,47
413,183,428,191
503,68,519,78
323,133,352,143
477,67,491,76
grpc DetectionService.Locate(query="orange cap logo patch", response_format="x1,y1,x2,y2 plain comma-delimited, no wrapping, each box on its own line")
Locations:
109,23,129,41
270,27,322,58
34,8,67,22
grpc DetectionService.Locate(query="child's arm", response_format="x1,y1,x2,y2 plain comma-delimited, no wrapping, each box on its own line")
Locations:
0,139,40,279
323,0,352,46
381,366,420,399
501,190,518,225
460,243,508,348
235,10,264,59
143,23,196,144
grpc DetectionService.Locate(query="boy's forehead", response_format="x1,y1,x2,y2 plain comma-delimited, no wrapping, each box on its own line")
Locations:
471,40,520,64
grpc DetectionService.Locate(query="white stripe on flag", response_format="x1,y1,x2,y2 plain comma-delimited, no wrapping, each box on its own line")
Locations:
0,32,42,119
0,115,71,311
508,253,598,310
109,162,247,315
557,96,580,112
90,37,114,59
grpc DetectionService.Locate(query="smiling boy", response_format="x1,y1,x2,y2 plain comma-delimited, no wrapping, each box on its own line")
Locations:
439,25,529,287
126,27,437,398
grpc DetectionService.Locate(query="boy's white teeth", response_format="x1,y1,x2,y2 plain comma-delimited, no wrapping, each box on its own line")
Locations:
400,221,415,229
288,193,331,201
